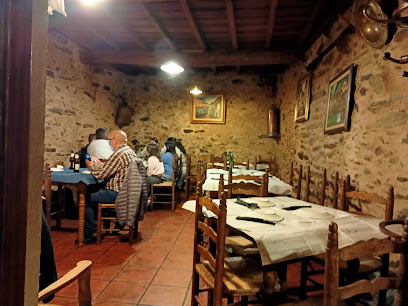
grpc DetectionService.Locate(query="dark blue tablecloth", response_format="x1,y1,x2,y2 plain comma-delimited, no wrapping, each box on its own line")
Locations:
51,167,99,185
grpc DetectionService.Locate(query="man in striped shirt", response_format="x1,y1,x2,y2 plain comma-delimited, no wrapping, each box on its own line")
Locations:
84,130,137,242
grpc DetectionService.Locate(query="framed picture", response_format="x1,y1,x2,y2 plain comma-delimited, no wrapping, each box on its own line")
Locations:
294,75,312,123
191,94,226,124
324,64,354,134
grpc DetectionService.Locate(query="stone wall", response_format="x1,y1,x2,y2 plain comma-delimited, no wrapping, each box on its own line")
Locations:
44,30,126,166
123,72,279,164
276,11,408,216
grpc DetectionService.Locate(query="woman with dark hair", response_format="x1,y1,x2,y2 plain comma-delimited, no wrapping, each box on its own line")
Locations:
166,137,187,188
161,141,176,181
146,144,164,184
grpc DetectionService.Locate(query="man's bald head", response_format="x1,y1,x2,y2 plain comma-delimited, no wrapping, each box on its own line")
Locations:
108,130,128,150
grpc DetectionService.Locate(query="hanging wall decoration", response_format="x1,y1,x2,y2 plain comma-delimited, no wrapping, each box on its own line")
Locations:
324,64,354,135
294,75,312,123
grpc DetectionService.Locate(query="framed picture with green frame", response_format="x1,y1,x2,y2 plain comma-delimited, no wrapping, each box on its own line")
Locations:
324,64,354,135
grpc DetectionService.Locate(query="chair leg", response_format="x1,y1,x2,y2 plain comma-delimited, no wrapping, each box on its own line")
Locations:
57,186,63,229
241,296,248,306
150,184,154,211
191,269,200,306
185,177,190,201
97,203,102,245
172,185,175,212
379,253,390,306
129,225,134,246
207,290,213,306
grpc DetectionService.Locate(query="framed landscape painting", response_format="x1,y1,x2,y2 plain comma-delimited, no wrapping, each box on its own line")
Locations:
324,64,354,134
294,75,312,123
191,94,226,124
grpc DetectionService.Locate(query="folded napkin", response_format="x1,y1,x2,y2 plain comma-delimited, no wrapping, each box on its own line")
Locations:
81,170,91,174
50,167,63,172
235,198,259,209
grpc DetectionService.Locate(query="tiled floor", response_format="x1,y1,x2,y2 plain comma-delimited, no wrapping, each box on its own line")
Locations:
49,204,195,306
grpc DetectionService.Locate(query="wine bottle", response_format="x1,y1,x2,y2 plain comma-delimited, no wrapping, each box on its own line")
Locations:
74,153,80,172
69,151,74,169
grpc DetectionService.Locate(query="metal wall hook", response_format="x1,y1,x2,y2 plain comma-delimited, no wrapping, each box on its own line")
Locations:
383,52,408,64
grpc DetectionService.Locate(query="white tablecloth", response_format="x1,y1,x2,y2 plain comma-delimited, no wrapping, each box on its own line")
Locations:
182,196,387,266
210,162,269,171
202,168,292,196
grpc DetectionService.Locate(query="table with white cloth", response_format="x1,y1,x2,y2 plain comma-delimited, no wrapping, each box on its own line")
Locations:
210,162,269,171
182,196,387,266
202,168,292,196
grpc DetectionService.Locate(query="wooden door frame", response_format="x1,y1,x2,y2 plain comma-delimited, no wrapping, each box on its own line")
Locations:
0,0,47,304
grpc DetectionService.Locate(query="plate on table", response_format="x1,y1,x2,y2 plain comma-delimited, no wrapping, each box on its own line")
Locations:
244,210,283,222
245,197,276,207
293,207,334,219
50,167,64,172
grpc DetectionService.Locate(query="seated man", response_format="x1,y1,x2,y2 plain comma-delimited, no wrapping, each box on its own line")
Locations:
87,127,113,160
80,133,96,168
84,130,137,242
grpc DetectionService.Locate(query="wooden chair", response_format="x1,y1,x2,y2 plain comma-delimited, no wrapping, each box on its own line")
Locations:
151,154,180,212
219,169,268,199
184,155,195,201
196,160,207,190
38,260,92,306
210,154,227,169
305,166,327,206
281,218,408,306
289,162,303,200
300,180,395,301
191,185,264,306
255,156,278,176
328,171,350,209
96,203,138,245
234,159,250,170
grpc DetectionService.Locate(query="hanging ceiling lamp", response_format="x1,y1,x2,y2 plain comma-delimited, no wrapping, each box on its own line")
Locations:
160,62,184,74
189,86,202,95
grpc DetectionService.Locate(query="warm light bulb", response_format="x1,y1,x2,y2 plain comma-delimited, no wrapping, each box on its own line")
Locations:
190,86,202,95
82,0,98,5
160,62,184,74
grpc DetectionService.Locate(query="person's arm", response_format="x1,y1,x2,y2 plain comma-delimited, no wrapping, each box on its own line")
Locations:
146,157,154,177
90,153,120,179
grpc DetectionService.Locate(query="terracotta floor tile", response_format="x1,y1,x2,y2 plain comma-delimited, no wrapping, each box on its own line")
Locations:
96,250,134,265
53,246,74,261
152,268,192,287
77,241,115,253
46,296,78,305
140,242,173,256
93,301,136,306
62,250,104,262
108,242,139,254
168,245,192,258
96,281,148,304
161,254,193,271
115,265,158,283
139,284,188,306
91,263,123,280
56,279,109,298
128,253,166,269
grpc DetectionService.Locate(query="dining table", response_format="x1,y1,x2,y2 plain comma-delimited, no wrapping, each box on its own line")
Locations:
50,167,100,247
202,168,292,197
210,162,269,171
182,196,388,266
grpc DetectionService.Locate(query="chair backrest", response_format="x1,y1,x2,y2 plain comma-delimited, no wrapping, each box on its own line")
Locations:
233,159,250,170
289,162,303,200
324,218,408,305
328,172,350,209
255,156,278,175
196,160,207,189
219,170,268,198
210,154,227,169
172,154,180,183
305,166,327,206
339,180,394,220
38,260,92,306
193,183,228,305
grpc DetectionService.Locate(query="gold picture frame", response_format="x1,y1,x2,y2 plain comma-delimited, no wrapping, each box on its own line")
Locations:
294,75,312,123
191,94,226,124
324,64,354,134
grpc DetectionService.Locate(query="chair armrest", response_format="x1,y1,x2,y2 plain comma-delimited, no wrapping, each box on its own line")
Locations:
38,260,92,304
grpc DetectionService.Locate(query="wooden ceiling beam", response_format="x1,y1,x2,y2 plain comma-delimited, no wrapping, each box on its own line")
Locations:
265,0,279,48
179,0,207,51
225,0,238,50
298,0,326,47
139,1,177,51
80,49,295,67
